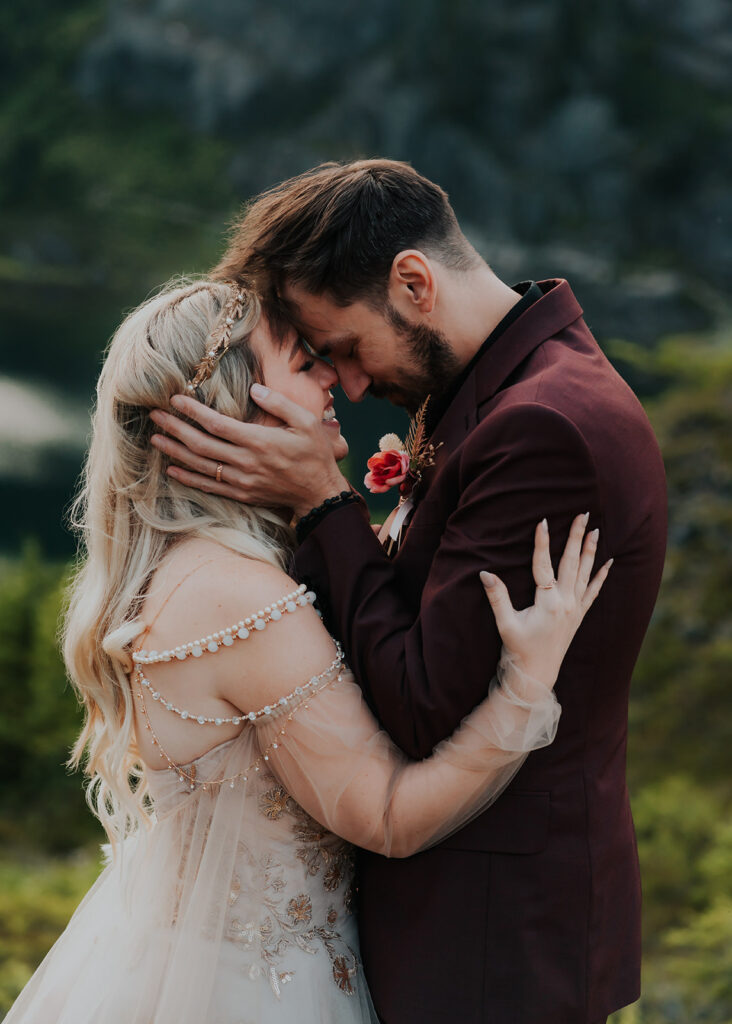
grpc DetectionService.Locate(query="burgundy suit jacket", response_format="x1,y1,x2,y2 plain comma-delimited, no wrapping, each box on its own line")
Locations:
295,280,667,1024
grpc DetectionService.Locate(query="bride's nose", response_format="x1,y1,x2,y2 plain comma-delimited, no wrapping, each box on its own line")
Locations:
315,358,339,389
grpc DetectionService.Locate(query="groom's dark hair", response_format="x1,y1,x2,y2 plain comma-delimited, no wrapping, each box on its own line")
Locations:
213,159,479,315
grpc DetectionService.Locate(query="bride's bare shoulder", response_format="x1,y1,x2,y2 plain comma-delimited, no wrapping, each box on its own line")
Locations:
143,538,335,712
142,538,298,645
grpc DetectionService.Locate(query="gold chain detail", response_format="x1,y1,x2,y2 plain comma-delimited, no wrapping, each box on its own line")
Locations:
138,665,344,792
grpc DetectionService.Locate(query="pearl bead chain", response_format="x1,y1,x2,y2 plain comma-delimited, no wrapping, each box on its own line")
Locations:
132,585,314,666
137,644,344,791
136,642,343,728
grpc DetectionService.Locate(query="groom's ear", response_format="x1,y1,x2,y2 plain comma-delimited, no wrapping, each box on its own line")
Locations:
388,250,436,315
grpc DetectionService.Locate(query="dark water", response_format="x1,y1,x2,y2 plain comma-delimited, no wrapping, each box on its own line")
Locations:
2,454,83,560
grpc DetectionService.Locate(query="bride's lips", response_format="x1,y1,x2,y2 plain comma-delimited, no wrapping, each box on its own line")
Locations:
321,397,340,429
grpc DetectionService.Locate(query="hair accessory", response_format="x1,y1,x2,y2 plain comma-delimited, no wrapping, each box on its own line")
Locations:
186,286,246,394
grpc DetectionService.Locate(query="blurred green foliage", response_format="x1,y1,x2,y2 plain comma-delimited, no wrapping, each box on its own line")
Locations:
622,337,732,785
1,334,731,1019
0,0,237,253
0,545,99,853
0,852,103,1013
0,0,239,401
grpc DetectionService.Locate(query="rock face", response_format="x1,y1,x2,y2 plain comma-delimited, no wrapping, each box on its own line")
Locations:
79,0,732,341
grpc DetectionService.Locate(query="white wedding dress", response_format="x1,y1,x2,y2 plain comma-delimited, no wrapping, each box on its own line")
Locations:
5,590,560,1024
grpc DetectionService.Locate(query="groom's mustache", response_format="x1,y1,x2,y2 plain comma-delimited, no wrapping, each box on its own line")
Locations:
367,379,426,413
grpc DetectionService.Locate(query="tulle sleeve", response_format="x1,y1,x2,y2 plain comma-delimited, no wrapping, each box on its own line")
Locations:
256,652,560,858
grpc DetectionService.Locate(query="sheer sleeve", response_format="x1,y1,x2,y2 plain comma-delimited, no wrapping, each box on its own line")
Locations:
256,653,560,858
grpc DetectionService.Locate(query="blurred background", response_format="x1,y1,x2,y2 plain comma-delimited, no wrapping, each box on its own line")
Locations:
0,0,730,1019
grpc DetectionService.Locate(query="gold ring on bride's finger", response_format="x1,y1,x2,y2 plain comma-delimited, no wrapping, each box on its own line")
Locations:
537,578,557,589
215,463,224,483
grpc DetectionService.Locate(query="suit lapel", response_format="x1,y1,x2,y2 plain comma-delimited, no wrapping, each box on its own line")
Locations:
472,278,583,410
400,279,584,516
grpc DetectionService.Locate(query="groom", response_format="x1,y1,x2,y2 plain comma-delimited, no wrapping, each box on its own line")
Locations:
153,160,667,1023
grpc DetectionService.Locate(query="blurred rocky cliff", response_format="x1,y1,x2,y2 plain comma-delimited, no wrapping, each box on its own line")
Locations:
78,0,732,341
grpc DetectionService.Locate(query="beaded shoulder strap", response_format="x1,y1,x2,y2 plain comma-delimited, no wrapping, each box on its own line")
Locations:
138,640,342,729
132,577,319,730
132,583,315,666
138,641,345,790
131,562,336,791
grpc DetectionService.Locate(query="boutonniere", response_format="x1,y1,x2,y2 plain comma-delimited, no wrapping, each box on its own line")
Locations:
364,397,442,497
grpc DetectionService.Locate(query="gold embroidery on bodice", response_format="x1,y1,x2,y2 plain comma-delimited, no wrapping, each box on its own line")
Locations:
224,774,358,999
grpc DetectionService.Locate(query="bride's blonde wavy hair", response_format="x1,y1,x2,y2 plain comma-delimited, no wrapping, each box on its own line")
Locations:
63,278,293,846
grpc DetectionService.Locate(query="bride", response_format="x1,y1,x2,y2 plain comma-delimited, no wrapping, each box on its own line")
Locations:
6,280,610,1024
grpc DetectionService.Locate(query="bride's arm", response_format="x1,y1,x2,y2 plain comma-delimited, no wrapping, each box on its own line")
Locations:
255,657,559,857
219,519,609,857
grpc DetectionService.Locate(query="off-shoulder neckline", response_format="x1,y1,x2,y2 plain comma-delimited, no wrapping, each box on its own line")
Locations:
145,733,243,775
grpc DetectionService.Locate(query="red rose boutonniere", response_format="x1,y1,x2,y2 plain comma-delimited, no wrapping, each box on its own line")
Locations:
364,397,442,497
364,444,410,493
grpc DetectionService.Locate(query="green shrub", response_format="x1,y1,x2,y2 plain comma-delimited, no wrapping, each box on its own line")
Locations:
0,851,102,1016
0,544,99,851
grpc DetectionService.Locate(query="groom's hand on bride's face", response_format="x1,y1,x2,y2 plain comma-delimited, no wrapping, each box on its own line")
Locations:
149,387,349,518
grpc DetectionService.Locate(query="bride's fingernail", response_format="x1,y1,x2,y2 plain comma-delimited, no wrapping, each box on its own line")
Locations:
251,383,270,399
540,518,548,533
480,571,497,587
591,528,600,542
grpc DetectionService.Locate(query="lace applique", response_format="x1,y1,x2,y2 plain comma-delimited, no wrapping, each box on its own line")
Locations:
222,778,359,998
259,785,292,821
258,783,355,902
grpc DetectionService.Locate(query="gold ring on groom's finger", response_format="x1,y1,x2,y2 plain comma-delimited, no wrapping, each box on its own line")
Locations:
215,463,224,483
537,578,557,589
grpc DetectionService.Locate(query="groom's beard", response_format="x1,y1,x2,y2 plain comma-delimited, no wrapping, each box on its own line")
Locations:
368,304,461,416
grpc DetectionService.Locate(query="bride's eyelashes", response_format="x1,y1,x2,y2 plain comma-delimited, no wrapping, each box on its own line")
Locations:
297,336,316,372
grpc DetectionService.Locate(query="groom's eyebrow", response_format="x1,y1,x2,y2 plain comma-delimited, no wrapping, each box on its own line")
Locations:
317,333,358,359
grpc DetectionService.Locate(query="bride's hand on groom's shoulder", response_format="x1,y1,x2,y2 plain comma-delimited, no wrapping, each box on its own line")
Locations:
479,514,613,689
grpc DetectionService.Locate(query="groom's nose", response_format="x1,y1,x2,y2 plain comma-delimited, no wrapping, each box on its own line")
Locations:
335,361,371,403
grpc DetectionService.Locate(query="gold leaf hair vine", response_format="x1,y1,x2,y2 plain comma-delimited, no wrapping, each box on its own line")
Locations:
186,285,246,394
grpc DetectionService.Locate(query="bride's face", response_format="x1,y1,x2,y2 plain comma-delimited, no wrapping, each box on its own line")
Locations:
250,317,349,462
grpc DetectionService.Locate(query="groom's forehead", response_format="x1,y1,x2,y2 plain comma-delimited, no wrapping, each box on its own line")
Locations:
279,285,360,351
280,282,335,325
